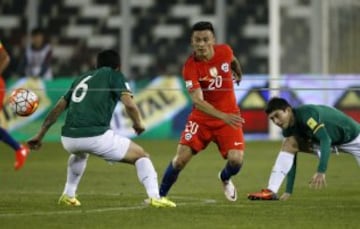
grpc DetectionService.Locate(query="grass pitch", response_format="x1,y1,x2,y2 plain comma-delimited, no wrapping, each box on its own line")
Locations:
0,140,359,228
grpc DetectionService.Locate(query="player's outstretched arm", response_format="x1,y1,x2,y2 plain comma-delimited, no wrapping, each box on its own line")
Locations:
121,94,145,135
309,127,331,189
27,97,67,150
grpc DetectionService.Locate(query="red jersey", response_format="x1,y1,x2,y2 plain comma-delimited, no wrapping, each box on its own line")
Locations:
182,44,239,120
0,40,7,109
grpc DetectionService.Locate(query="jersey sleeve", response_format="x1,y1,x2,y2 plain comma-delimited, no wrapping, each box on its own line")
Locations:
63,80,78,103
300,109,332,173
182,60,200,92
282,109,322,137
63,89,72,103
222,44,233,59
216,44,234,62
110,71,132,98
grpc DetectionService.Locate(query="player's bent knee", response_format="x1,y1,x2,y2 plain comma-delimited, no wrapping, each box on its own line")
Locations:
172,156,190,170
281,145,298,153
227,150,244,164
227,159,243,169
122,142,150,164
71,153,89,161
281,137,299,153
172,145,193,169
133,148,149,159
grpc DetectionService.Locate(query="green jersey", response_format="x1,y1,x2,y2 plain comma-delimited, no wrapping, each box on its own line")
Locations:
283,104,360,193
61,67,131,137
284,105,360,145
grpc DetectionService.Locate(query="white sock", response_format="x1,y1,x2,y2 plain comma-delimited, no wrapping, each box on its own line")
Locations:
135,157,160,199
267,151,295,193
63,154,88,197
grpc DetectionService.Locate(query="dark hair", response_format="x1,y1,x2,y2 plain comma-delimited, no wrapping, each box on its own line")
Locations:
31,27,44,36
191,21,215,36
265,97,292,114
96,49,120,69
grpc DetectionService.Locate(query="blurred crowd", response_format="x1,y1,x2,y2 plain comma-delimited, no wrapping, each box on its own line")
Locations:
0,0,274,80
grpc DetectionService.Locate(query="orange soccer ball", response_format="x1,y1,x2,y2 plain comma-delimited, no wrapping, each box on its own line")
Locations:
9,88,39,116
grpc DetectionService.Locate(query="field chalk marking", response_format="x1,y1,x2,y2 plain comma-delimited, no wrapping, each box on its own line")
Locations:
0,195,217,218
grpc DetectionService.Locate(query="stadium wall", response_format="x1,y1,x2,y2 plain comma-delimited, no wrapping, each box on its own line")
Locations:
2,75,359,142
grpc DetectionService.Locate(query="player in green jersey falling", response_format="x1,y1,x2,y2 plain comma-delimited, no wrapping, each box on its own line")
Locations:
27,50,175,208
248,97,360,201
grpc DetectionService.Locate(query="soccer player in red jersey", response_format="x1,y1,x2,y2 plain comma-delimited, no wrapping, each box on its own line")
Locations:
0,40,29,170
159,21,244,201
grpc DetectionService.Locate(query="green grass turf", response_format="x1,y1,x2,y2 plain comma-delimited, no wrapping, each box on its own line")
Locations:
0,140,359,228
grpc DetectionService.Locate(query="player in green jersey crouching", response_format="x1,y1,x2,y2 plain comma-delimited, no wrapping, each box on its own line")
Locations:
248,97,360,201
27,50,175,208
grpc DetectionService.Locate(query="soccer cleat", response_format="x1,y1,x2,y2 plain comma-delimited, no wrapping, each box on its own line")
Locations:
148,197,176,208
58,194,81,206
14,145,30,170
247,189,278,200
218,172,238,202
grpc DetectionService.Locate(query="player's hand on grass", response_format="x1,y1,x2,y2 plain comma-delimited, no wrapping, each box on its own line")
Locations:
309,172,327,189
279,192,291,201
27,136,42,150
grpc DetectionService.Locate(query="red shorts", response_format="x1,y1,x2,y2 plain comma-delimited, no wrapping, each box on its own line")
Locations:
179,114,245,158
0,77,5,111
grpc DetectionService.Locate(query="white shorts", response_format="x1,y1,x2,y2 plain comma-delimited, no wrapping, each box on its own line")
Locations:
337,134,360,166
61,129,131,162
312,134,360,166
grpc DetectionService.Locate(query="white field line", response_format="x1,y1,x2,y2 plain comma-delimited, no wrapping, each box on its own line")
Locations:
0,191,216,199
0,195,217,218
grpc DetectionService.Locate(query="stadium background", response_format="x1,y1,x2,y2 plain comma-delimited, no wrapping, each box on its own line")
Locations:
1,1,360,228
0,0,360,141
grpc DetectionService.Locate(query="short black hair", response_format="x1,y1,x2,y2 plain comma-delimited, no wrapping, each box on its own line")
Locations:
31,27,44,36
265,97,292,114
96,49,120,69
191,21,215,36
